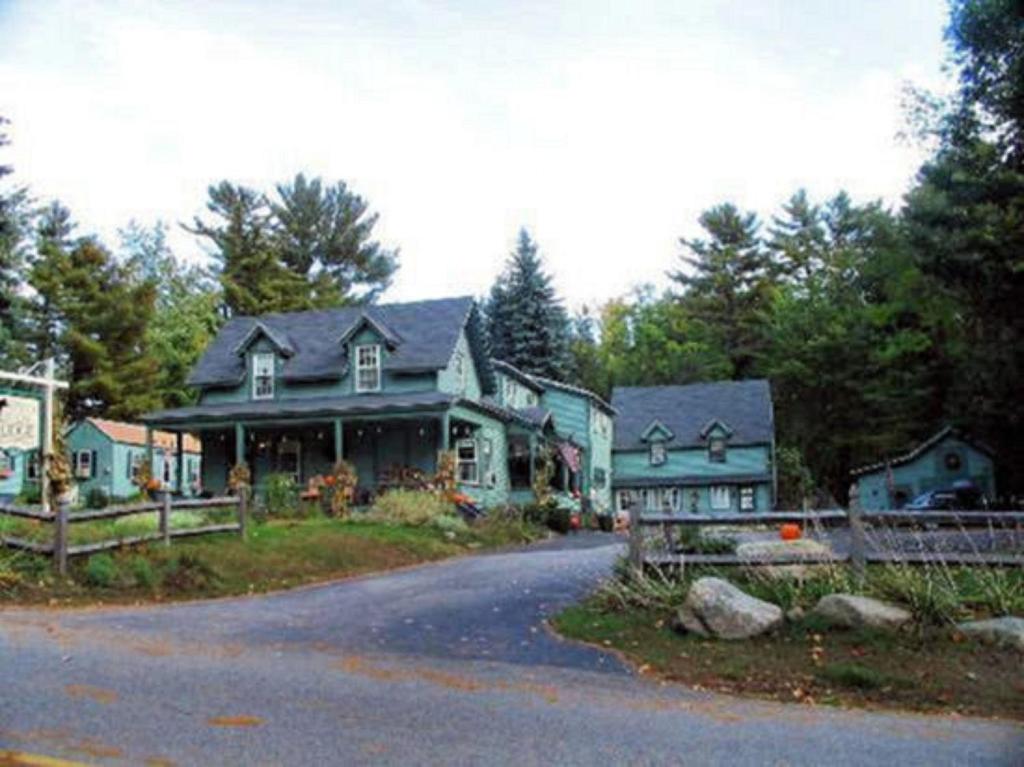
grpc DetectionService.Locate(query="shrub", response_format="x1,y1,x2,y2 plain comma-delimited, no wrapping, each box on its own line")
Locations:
546,507,572,534
84,553,119,587
521,503,551,527
264,473,299,518
432,514,470,535
160,553,219,592
867,565,966,627
16,485,42,505
128,556,157,590
85,487,109,509
366,489,453,526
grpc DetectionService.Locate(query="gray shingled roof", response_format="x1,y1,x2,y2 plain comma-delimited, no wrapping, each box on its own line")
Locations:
188,297,477,387
141,391,456,425
612,380,773,451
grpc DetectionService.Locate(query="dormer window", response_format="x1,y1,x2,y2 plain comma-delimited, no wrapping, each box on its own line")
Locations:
252,353,275,400
356,344,381,392
708,436,727,463
650,442,666,466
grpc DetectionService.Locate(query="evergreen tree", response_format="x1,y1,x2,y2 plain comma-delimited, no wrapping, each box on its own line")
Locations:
271,173,398,307
567,306,608,397
25,202,76,364
0,117,31,366
669,203,771,378
485,229,571,379
186,182,308,316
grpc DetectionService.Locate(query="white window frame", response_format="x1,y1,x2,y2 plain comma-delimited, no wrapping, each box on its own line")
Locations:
128,450,143,481
74,450,92,479
650,442,666,466
355,344,381,393
456,438,478,484
26,451,40,481
740,485,756,512
708,437,727,463
710,485,731,511
616,490,630,512
252,352,275,400
278,439,302,484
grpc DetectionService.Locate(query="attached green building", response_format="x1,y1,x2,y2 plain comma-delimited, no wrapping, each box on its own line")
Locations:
66,418,203,501
850,426,996,510
611,381,776,515
140,296,614,511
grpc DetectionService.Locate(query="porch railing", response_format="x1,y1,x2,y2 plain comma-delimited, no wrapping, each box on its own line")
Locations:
0,493,247,575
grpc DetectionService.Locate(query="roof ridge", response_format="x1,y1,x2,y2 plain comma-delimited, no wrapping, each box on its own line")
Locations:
229,295,475,323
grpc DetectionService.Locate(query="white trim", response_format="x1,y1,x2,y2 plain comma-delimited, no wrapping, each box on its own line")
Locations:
355,344,382,393
709,485,731,511
456,438,478,485
251,352,275,400
74,449,92,479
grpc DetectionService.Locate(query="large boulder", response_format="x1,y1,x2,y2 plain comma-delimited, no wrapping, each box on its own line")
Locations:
735,538,834,581
676,577,783,640
956,616,1024,652
812,594,911,631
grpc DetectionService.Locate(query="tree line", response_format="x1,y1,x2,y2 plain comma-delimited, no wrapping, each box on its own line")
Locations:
0,0,1018,502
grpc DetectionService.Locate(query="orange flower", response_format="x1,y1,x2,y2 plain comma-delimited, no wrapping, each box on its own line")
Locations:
323,475,337,487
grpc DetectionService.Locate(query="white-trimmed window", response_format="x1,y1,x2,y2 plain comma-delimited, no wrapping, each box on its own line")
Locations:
649,442,666,466
26,451,40,481
708,437,727,463
128,451,143,481
355,344,381,392
710,485,731,511
252,353,275,400
740,485,756,512
74,450,93,479
457,438,478,484
616,490,630,512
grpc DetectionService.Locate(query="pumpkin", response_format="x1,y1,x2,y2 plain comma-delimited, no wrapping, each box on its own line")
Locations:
146,477,162,491
570,513,582,530
779,523,801,541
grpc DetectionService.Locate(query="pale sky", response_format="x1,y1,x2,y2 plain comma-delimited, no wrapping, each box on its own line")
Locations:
0,0,950,309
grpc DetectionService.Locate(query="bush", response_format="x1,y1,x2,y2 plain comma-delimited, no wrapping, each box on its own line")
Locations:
432,514,470,535
867,565,965,627
366,489,453,526
521,503,552,527
264,473,299,518
83,554,119,587
128,556,157,590
597,514,615,533
85,487,109,509
160,553,220,592
546,507,572,534
16,485,42,505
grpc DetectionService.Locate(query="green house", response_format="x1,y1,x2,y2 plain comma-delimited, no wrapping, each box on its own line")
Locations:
851,426,996,510
140,296,614,511
610,381,777,515
0,386,44,502
66,418,203,502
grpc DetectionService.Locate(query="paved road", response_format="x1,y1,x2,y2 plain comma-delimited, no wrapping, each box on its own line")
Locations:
0,532,1020,766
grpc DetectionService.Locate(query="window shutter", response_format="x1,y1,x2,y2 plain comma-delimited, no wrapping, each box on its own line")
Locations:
91,450,98,478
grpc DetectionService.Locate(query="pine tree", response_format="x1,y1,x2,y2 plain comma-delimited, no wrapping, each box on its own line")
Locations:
485,229,571,379
186,182,308,316
669,203,771,378
0,116,31,366
271,173,398,307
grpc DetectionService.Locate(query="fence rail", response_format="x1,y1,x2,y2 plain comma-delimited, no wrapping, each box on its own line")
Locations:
628,503,1024,572
0,493,247,574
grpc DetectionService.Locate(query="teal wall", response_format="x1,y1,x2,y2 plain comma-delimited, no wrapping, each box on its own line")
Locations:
437,330,482,400
856,435,996,510
494,371,540,410
542,388,590,447
588,406,613,513
614,483,772,515
449,404,509,508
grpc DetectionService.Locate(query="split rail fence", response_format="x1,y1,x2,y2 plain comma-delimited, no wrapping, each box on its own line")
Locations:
0,493,247,575
627,504,1024,575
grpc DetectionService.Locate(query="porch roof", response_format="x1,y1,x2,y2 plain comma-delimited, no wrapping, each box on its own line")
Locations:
140,391,455,427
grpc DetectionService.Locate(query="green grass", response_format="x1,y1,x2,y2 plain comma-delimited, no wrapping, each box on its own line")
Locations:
553,600,1024,720
0,514,548,605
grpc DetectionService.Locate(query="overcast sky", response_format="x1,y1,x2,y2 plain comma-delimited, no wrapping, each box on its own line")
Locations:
0,0,949,308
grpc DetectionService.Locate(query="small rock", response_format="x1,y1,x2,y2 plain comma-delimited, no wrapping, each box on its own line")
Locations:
786,606,806,622
681,577,783,640
956,616,1024,652
736,539,834,581
812,594,911,631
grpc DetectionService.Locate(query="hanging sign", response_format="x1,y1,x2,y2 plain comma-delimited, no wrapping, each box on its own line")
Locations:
0,394,40,451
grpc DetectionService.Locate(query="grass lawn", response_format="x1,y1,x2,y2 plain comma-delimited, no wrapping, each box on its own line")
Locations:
0,515,546,606
553,601,1024,720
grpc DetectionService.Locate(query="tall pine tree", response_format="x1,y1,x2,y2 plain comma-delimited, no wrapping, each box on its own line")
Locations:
485,229,571,380
0,116,30,366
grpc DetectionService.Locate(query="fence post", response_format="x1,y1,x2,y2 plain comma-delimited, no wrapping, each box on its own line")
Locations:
53,500,68,576
848,482,866,581
628,496,643,571
160,491,171,546
237,486,248,540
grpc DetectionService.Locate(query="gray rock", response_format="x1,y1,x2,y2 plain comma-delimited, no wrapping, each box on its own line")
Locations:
673,603,709,637
681,577,783,640
812,594,911,631
956,616,1024,652
736,539,835,581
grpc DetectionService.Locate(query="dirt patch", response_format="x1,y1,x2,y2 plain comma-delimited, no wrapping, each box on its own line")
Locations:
63,684,118,705
206,716,264,728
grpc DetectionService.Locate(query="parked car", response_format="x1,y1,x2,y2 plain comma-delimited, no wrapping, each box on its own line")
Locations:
904,481,988,511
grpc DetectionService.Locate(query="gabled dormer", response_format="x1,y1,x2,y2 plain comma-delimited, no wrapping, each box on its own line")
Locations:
640,420,673,466
234,322,296,401
336,311,403,394
699,418,733,463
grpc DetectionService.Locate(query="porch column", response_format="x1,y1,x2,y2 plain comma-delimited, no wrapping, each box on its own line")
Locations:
234,422,245,466
176,431,184,494
145,427,154,475
333,418,343,463
440,411,451,451
528,434,536,487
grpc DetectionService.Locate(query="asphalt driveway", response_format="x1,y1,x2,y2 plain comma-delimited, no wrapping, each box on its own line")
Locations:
0,532,1021,766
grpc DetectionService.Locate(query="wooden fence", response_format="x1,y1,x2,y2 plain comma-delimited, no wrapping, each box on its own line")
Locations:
627,503,1024,575
0,493,247,575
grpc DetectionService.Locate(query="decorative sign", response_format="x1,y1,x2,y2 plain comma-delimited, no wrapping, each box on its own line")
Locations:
0,395,40,451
